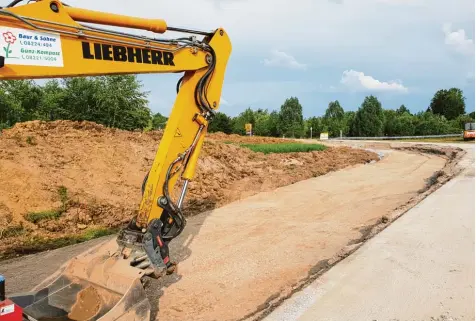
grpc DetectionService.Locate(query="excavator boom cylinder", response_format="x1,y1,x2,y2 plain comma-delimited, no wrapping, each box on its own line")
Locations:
64,6,168,34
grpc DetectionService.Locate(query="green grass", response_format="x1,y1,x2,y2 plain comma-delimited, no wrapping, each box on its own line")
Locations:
28,227,117,251
24,186,70,224
240,143,327,154
0,227,118,260
0,225,26,240
57,185,69,211
24,210,62,223
81,227,115,240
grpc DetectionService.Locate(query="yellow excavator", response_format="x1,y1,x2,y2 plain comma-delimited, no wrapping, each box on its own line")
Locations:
0,0,231,320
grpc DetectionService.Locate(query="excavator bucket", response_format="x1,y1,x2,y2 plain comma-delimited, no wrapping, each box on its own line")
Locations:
8,238,151,321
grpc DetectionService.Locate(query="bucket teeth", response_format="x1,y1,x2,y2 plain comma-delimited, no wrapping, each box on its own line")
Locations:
131,254,148,264
136,260,151,269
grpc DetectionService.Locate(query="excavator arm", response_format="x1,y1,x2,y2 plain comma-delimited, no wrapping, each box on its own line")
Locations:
0,1,231,320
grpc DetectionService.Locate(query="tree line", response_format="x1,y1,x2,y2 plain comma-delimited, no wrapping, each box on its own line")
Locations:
210,88,475,138
0,75,473,137
0,76,155,131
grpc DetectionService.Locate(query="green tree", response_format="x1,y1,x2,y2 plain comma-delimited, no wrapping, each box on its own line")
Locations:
208,112,232,134
253,109,271,136
323,100,345,137
429,88,465,120
54,76,151,130
266,110,281,137
448,114,474,132
1,80,44,121
343,111,355,137
97,75,150,130
151,112,168,129
414,111,453,135
351,95,385,137
396,104,411,115
0,84,22,129
40,79,66,120
305,116,325,138
232,107,255,135
393,113,415,136
383,109,397,136
278,97,304,137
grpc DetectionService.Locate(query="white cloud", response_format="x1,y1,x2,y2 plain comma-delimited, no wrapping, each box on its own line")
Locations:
442,23,474,56
340,70,408,93
262,50,307,70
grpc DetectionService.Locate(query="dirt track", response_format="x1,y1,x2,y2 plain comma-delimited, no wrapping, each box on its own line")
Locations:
152,149,446,321
1,144,455,321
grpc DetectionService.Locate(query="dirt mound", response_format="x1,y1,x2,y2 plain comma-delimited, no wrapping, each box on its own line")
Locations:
0,120,378,258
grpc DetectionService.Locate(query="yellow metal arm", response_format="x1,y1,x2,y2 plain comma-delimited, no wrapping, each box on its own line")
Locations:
0,1,231,240
0,1,232,319
0,1,219,79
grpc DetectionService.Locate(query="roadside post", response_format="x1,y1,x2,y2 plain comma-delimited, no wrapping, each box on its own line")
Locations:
245,123,252,136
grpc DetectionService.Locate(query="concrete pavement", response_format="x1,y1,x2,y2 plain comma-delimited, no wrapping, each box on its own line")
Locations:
264,144,475,321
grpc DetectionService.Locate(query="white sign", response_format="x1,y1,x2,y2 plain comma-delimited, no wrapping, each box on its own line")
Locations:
320,132,329,140
0,304,14,315
0,26,63,67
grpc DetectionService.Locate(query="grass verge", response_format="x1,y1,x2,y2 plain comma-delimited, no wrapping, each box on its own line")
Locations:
0,227,118,260
240,143,327,154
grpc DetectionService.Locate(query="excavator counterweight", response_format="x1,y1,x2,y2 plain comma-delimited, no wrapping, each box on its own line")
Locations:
0,1,231,320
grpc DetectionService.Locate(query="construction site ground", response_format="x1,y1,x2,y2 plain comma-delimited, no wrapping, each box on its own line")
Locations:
264,141,475,321
0,121,468,321
0,121,377,259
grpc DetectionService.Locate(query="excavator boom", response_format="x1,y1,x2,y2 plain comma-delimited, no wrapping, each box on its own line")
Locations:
0,1,231,320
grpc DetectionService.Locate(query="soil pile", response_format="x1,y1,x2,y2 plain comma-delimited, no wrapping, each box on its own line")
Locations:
0,120,378,258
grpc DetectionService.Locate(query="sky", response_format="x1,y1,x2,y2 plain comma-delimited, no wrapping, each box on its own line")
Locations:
66,0,475,118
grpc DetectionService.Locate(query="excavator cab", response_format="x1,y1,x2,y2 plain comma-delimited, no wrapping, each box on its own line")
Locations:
0,0,231,320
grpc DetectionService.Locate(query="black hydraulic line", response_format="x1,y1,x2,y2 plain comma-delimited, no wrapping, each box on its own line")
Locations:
5,0,23,7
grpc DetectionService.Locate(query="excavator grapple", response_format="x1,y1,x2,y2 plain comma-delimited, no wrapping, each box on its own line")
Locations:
0,0,231,320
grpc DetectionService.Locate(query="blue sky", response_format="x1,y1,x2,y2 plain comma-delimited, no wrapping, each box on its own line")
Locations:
69,0,475,118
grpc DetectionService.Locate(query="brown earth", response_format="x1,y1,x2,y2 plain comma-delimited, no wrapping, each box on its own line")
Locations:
0,137,464,321
0,120,378,258
149,148,451,321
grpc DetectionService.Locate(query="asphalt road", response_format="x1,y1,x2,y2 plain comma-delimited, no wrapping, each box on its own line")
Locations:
263,143,475,321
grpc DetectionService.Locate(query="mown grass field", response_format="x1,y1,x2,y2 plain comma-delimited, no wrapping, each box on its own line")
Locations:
239,143,327,154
